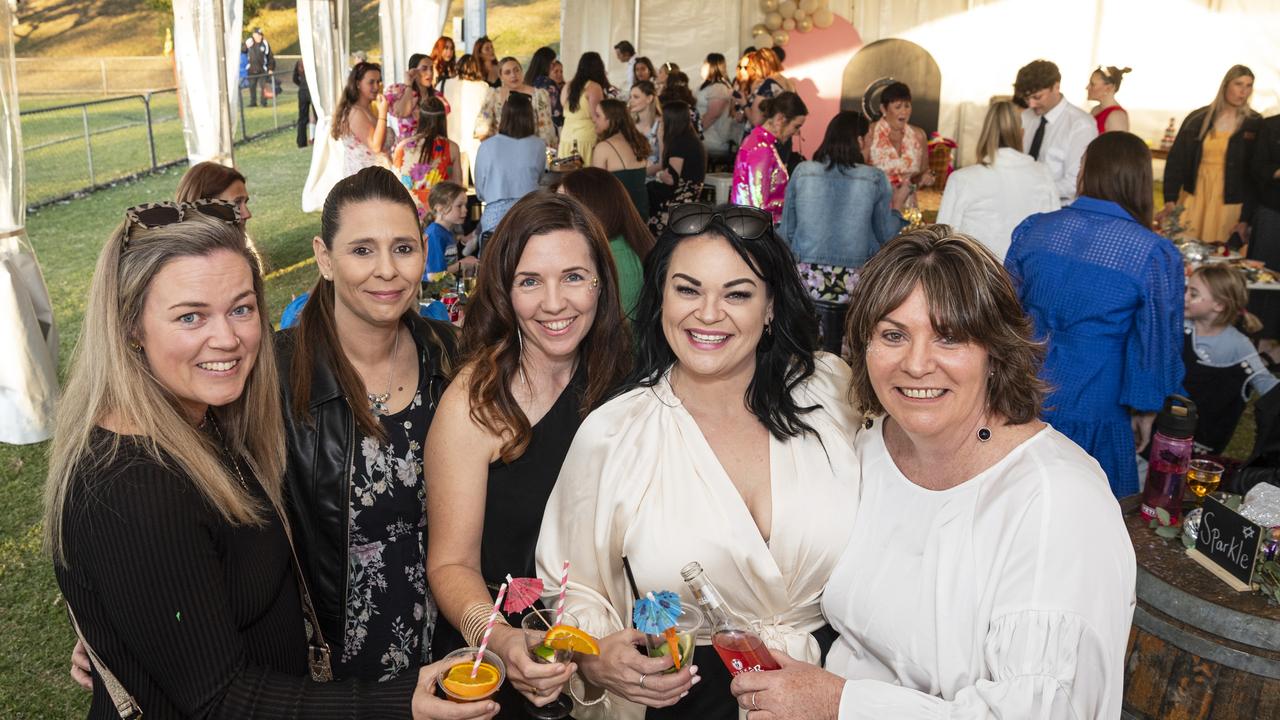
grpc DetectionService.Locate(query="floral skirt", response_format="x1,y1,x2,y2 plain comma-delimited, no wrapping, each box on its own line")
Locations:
797,263,857,303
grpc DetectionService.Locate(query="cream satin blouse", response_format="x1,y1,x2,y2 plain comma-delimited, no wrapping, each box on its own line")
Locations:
536,353,861,719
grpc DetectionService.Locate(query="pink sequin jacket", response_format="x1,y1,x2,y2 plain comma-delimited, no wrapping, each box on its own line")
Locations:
731,125,788,224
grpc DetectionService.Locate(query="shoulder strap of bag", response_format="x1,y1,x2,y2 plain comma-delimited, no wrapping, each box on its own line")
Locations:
274,509,334,682
65,604,143,719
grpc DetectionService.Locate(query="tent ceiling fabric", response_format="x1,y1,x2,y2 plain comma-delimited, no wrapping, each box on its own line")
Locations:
379,0,449,83
299,0,351,213
172,0,242,166
0,0,57,444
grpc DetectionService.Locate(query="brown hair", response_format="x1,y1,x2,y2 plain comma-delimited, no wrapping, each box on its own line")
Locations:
1078,131,1153,227
597,98,651,161
331,61,381,140
499,92,536,139
1093,65,1132,91
559,167,654,261
459,193,631,462
1191,265,1263,334
845,224,1047,425
414,95,449,165
175,162,246,203
457,54,485,82
290,167,451,443
748,47,783,80
1014,59,1061,101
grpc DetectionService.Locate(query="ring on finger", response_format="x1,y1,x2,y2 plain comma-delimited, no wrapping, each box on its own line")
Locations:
638,673,648,689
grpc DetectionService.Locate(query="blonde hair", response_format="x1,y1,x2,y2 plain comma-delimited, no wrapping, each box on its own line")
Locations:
1191,264,1263,334
975,101,1023,166
44,214,286,564
1200,65,1256,140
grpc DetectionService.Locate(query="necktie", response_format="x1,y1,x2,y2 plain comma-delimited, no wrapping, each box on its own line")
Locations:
1029,116,1047,160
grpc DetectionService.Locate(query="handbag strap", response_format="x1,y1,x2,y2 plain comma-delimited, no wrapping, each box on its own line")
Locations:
66,604,143,719
275,512,334,682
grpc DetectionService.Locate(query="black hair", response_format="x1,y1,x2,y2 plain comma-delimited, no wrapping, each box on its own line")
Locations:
814,111,866,170
568,51,611,113
880,82,911,106
614,40,635,57
525,46,557,85
660,101,703,168
771,45,786,63
627,211,820,440
408,53,428,71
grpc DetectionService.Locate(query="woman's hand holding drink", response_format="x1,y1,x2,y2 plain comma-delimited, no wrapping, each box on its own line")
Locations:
488,623,577,705
414,653,500,719
576,628,698,707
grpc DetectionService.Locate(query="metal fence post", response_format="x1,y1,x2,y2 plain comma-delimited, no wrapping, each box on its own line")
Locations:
238,83,247,140
143,92,158,170
271,71,280,130
81,106,96,185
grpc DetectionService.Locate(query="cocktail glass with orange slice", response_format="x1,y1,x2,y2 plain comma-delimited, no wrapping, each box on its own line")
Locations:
521,609,581,720
438,647,505,703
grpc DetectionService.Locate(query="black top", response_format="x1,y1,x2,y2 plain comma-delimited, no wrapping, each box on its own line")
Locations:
665,132,707,185
1163,106,1261,221
480,366,587,585
55,429,417,719
1254,114,1280,213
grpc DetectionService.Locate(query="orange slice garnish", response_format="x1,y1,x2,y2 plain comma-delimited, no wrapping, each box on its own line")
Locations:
544,625,600,655
442,662,500,699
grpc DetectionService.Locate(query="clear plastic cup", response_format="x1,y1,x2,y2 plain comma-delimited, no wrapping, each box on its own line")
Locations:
437,646,506,703
644,602,702,673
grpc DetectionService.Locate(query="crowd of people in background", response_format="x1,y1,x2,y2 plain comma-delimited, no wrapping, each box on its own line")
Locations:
44,28,1280,720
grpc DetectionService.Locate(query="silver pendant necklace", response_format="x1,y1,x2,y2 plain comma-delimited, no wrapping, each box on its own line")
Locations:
367,327,401,417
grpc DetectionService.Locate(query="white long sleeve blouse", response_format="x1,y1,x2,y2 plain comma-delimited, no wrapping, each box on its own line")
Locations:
823,420,1135,720
536,354,862,719
935,147,1060,261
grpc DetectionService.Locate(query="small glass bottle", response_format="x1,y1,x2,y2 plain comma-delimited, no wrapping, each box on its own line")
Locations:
680,562,779,676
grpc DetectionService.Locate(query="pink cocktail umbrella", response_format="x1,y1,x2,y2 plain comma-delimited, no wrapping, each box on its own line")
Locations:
504,574,554,627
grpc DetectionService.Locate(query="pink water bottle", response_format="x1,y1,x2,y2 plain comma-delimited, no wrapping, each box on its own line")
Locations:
1140,395,1198,523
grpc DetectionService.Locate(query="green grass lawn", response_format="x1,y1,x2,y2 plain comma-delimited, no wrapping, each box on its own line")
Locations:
0,129,319,717
22,81,299,205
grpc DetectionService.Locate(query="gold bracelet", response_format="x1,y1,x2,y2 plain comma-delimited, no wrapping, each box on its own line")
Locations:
461,601,509,647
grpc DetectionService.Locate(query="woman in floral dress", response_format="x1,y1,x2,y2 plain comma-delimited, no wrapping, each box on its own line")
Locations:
391,96,462,226
475,56,558,149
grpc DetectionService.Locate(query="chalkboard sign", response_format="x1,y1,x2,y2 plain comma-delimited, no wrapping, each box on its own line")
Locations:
1189,496,1263,590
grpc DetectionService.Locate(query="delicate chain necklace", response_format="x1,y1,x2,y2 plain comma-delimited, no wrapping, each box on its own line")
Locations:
367,327,401,417
207,412,250,492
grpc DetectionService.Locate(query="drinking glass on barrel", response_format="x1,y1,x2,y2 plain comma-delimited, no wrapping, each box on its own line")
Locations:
1186,459,1224,505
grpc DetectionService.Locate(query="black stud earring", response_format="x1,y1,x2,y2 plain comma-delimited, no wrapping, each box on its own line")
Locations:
977,427,992,442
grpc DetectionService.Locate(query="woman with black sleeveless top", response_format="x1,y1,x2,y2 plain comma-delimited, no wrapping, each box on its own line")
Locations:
426,193,633,718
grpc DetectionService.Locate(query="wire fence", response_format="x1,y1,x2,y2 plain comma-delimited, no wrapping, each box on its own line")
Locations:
20,69,299,210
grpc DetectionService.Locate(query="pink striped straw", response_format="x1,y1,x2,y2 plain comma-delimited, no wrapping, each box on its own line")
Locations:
554,561,570,625
471,582,507,678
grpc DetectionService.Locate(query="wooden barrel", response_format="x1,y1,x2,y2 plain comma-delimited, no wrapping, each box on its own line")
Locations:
1120,496,1280,718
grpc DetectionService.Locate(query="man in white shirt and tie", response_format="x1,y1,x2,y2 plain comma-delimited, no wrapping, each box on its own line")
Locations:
1015,60,1098,203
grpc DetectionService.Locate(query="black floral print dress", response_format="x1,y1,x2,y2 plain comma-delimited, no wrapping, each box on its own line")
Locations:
338,346,437,681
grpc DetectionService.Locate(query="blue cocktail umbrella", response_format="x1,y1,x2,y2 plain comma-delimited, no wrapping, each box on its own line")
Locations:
633,591,685,669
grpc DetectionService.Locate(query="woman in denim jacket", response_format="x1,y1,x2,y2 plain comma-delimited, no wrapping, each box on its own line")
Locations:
780,111,908,302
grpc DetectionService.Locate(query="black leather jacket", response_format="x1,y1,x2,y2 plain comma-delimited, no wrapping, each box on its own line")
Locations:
1164,106,1261,222
274,315,458,655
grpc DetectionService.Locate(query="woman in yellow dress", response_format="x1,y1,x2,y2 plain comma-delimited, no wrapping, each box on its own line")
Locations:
559,52,610,165
1163,65,1262,244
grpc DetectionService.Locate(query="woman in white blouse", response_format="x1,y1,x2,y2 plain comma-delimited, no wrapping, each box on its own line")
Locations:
730,225,1135,720
935,101,1059,260
536,203,861,720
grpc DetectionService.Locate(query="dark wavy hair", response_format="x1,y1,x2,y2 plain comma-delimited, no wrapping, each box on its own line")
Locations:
844,224,1047,424
525,46,557,85
568,51,611,113
459,193,632,462
628,211,820,440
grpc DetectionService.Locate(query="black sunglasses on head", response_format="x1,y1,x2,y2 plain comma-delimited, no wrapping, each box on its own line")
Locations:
666,203,773,241
123,199,242,246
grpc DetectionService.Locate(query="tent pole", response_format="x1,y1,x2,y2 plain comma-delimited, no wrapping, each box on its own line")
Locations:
211,0,235,166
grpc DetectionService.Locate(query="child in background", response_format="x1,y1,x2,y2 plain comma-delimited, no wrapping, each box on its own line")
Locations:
423,181,476,280
1183,264,1279,453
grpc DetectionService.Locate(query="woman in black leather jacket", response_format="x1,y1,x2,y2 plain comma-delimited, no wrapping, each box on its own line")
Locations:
277,167,461,683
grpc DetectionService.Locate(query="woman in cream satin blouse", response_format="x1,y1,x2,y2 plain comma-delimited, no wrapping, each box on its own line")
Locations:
728,226,1135,720
536,203,861,720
